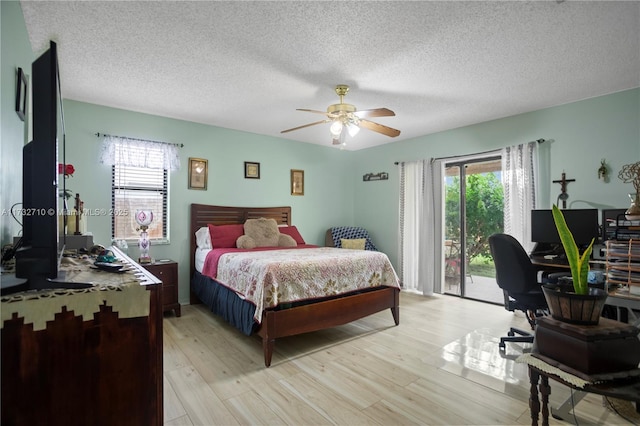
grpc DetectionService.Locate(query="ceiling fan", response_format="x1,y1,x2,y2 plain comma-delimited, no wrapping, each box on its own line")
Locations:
281,85,401,146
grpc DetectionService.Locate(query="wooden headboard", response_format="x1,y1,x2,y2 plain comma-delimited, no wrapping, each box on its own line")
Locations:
189,204,291,303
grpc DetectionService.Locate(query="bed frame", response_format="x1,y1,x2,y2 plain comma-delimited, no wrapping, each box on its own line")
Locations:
189,203,400,367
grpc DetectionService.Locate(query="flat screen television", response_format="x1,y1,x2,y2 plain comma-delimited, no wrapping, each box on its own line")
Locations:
8,41,88,294
530,208,599,254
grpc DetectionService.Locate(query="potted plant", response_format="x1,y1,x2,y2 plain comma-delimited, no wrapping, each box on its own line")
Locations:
541,205,608,325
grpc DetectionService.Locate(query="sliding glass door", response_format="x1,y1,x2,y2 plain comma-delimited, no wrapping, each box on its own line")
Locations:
444,157,504,304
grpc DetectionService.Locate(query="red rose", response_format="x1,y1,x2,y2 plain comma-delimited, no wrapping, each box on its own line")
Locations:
58,164,75,177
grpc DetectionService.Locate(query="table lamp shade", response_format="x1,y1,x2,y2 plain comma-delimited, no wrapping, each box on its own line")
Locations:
135,210,154,228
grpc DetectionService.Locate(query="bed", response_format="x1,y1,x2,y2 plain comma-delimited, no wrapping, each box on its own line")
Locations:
189,203,400,367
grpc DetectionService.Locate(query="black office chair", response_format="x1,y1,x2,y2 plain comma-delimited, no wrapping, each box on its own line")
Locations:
488,233,549,350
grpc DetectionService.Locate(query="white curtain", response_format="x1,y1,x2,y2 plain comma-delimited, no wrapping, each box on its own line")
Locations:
398,159,444,295
99,135,180,171
502,141,538,252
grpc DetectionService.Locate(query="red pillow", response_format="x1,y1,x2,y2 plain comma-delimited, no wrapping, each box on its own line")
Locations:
279,226,306,245
208,224,244,248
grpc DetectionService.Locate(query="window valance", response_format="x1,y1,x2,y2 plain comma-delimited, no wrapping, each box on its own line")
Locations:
98,135,180,171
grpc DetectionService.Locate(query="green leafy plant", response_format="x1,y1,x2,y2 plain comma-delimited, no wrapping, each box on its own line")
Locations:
551,204,594,295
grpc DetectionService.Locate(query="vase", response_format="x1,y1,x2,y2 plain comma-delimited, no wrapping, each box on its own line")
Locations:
541,283,608,325
625,193,640,220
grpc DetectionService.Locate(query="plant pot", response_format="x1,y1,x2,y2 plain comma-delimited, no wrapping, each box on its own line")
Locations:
541,283,608,325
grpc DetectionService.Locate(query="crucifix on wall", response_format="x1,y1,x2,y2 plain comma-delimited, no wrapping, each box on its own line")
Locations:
553,172,575,208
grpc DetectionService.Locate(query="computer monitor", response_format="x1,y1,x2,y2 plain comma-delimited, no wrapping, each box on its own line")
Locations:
531,209,599,250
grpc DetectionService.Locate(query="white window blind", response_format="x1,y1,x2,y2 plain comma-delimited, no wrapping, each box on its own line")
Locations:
112,164,168,241
100,135,178,242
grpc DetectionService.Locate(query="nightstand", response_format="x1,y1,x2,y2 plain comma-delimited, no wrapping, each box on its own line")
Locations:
143,260,181,316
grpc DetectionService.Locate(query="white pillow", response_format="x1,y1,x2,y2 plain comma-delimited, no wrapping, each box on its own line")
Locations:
195,226,212,249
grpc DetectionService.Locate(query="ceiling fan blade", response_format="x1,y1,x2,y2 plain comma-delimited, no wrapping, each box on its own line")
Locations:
281,119,328,134
358,119,401,137
353,108,396,118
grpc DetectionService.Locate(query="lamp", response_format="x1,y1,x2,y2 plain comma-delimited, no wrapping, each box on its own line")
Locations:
135,209,153,264
347,123,360,137
329,120,343,137
330,117,360,148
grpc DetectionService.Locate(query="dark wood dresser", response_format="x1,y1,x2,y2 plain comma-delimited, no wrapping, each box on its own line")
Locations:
1,247,163,426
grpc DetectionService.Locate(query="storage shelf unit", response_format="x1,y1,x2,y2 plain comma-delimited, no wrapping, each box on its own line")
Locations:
612,214,640,241
605,239,640,296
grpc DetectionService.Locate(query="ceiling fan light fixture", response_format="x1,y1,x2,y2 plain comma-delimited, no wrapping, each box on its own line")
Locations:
280,84,400,145
329,120,343,137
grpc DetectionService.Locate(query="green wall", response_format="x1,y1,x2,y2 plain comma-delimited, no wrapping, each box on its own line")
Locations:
62,100,353,302
2,1,639,305
1,1,33,245
353,88,640,266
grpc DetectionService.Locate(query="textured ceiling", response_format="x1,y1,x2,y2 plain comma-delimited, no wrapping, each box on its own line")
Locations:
20,1,640,151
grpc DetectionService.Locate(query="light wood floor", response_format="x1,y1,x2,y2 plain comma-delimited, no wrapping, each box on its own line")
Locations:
163,292,633,425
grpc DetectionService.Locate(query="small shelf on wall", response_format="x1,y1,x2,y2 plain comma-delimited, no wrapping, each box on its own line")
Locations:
363,172,388,181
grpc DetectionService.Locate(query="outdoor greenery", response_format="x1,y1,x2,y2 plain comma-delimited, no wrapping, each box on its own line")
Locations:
467,254,496,278
445,172,504,262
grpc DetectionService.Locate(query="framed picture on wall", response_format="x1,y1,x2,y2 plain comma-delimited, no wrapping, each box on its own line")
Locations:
291,169,304,196
244,161,260,179
15,67,27,121
188,157,208,190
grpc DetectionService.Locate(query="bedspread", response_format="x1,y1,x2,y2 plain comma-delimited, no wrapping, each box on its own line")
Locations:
210,247,400,323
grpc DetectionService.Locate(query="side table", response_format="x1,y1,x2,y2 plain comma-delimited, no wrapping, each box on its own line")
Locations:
142,260,181,317
521,353,640,426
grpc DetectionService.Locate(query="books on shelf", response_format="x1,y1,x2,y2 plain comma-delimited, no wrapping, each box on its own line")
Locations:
606,218,640,227
605,239,640,290
604,215,640,241
606,240,640,255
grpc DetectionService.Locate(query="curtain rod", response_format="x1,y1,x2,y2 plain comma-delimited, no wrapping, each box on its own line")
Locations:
95,132,184,148
393,138,547,165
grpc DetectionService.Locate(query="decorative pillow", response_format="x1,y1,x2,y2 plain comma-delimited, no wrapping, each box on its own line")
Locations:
331,227,378,251
278,234,297,247
208,223,245,248
236,235,257,249
244,218,280,247
278,226,306,245
341,238,366,250
195,226,212,249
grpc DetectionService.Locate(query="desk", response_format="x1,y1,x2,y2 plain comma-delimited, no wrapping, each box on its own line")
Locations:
520,353,640,426
530,258,639,326
530,258,607,270
607,288,640,326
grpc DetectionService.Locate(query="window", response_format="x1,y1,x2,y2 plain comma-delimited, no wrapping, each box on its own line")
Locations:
109,140,171,242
